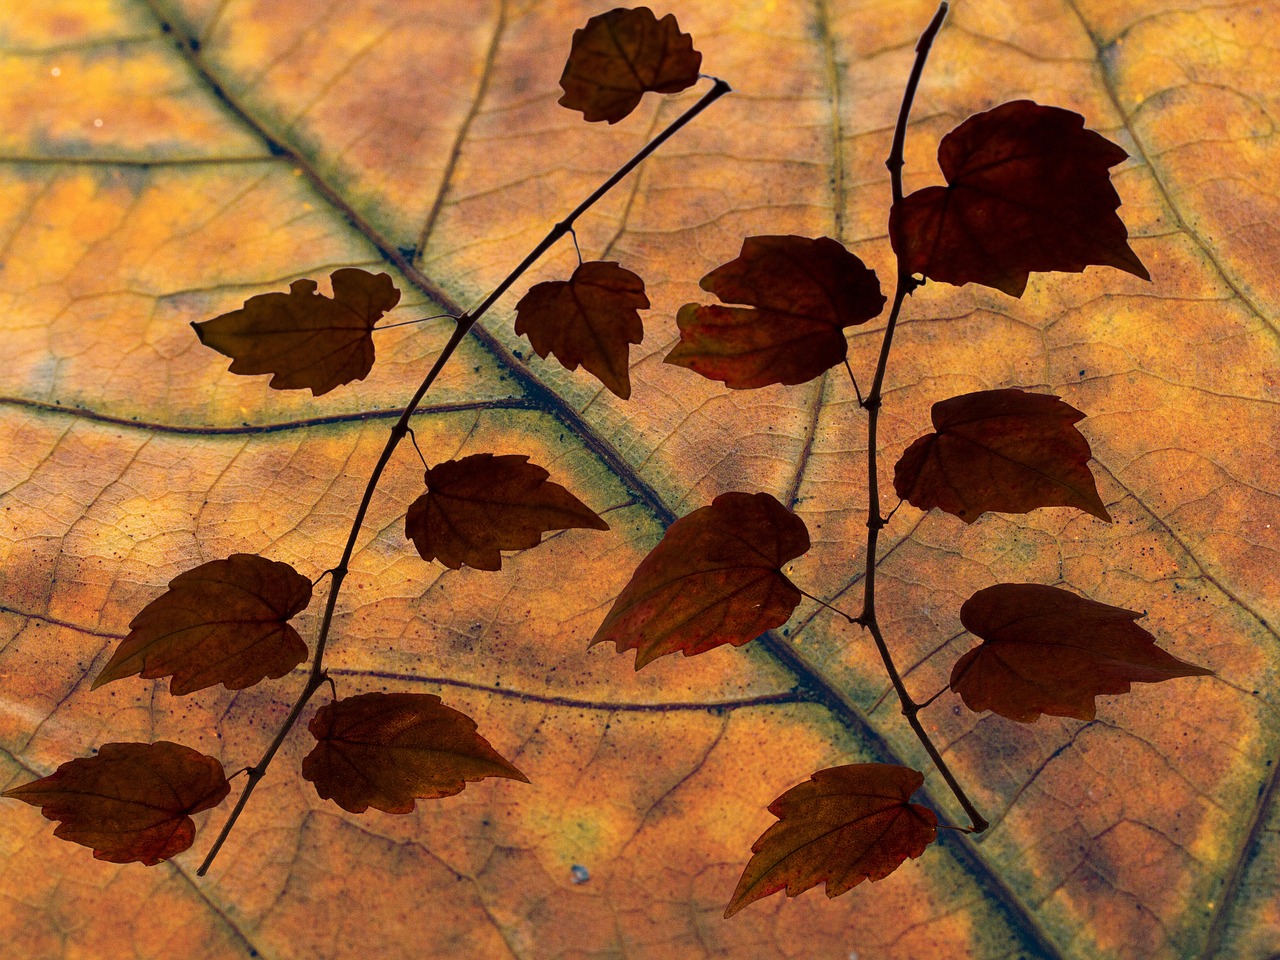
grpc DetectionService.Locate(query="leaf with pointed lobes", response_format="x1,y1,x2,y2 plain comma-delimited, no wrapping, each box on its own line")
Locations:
192,267,401,395
889,100,1150,297
302,693,529,814
405,453,609,571
952,583,1214,723
514,260,648,399
665,236,885,389
725,764,937,918
591,491,809,668
93,554,312,695
893,388,1111,523
558,6,702,123
2,742,230,865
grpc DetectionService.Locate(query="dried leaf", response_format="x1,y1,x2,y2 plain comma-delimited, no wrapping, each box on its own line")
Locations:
302,692,529,814
558,6,702,123
2,742,230,865
405,453,609,571
893,388,1111,523
591,491,809,667
92,553,312,695
514,260,648,399
665,235,885,388
952,583,1214,722
725,764,938,917
889,100,1150,296
192,268,401,395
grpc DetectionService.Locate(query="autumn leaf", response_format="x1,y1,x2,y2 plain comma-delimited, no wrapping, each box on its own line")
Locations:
92,554,312,696
725,764,937,917
591,492,809,667
302,692,528,814
192,268,401,395
665,235,885,388
514,260,648,399
889,100,1151,296
558,7,702,123
893,388,1111,523
405,453,609,571
951,583,1213,722
2,742,230,865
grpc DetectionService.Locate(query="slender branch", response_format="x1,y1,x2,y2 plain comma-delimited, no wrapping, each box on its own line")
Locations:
918,684,949,709
855,1,988,833
197,77,732,876
789,582,858,624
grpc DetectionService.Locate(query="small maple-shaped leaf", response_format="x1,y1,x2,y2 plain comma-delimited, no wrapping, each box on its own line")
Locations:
405,453,608,571
514,260,648,399
951,583,1214,722
93,553,312,695
893,388,1111,523
2,741,230,865
725,764,937,918
558,6,702,123
889,100,1150,296
302,692,529,814
192,267,401,395
591,491,809,668
665,235,885,389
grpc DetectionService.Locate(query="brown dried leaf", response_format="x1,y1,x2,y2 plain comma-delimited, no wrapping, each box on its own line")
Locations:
2,741,230,865
192,267,401,395
301,692,529,814
514,260,648,399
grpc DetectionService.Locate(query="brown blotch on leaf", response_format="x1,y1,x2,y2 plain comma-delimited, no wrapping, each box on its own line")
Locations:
405,452,609,571
302,692,529,814
93,553,312,696
558,6,702,123
951,583,1214,723
893,388,1111,523
889,100,1150,296
514,260,648,399
590,491,809,668
192,267,401,395
665,235,885,389
2,741,230,865
725,763,937,917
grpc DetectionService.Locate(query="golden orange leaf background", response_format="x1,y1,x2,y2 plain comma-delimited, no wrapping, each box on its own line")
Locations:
1,1,1277,958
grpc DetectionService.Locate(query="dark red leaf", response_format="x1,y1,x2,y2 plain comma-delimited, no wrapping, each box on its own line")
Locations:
192,268,401,395
665,235,885,389
558,7,702,123
2,741,230,865
893,388,1111,523
889,100,1150,296
951,583,1214,722
725,764,937,917
514,260,648,399
93,553,312,695
302,692,529,814
405,453,609,571
590,491,809,668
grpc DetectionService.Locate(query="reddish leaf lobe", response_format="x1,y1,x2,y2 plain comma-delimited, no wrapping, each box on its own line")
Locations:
952,583,1213,722
889,100,1150,296
893,388,1111,523
725,764,938,917
558,6,702,123
302,693,529,814
514,260,648,399
2,741,230,865
665,235,885,389
93,553,312,696
192,267,401,395
405,453,609,571
591,491,809,668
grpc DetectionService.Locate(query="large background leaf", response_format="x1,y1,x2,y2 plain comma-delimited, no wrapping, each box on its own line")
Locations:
1,1,1276,958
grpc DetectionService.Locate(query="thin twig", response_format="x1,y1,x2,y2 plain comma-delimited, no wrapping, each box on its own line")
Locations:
196,77,732,876
843,358,864,407
918,684,949,709
789,583,859,625
568,226,584,265
375,312,458,331
406,427,429,470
